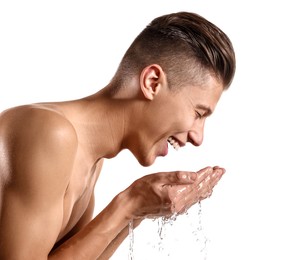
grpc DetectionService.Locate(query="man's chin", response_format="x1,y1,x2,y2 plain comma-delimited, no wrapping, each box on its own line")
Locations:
130,147,163,167
138,158,155,167
136,154,157,167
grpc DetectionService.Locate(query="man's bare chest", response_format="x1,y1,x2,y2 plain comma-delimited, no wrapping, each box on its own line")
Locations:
58,158,103,240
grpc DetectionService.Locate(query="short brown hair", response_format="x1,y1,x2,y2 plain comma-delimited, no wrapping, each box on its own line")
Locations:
113,11,236,92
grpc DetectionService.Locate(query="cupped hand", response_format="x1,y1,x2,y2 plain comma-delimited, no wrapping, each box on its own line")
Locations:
125,166,225,219
168,166,225,214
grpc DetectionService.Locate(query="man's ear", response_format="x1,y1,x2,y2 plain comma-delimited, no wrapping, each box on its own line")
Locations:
139,64,166,100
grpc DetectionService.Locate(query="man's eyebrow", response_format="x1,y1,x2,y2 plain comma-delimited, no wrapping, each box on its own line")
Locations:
195,104,213,117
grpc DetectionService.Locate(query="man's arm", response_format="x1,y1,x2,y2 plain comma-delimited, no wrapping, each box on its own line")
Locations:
97,219,142,260
0,107,78,259
0,108,143,259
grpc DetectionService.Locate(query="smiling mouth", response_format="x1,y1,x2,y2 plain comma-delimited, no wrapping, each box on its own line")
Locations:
167,136,180,151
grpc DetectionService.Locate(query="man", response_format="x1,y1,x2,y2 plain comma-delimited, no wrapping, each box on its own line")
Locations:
0,11,235,259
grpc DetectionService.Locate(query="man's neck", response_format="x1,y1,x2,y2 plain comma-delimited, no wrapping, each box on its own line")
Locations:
64,90,137,162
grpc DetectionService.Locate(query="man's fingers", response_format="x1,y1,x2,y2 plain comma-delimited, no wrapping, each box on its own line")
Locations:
160,171,197,186
157,166,219,186
172,167,226,213
198,167,225,198
209,167,225,187
195,167,214,184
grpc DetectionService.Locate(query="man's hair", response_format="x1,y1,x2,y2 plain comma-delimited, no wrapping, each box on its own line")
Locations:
112,11,236,92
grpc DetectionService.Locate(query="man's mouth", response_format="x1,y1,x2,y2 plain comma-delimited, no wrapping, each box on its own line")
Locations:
167,136,180,151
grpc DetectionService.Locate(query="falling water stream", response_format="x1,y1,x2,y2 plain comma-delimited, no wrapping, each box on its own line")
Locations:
128,202,209,260
128,219,135,260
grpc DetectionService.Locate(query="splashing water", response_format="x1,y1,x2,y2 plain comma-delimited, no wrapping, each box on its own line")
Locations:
128,219,134,260
127,202,210,260
156,212,178,256
192,202,210,260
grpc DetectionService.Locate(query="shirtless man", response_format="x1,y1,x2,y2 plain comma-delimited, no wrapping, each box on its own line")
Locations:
0,11,236,259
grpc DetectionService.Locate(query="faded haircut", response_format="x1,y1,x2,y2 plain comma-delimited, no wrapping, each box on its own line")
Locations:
111,11,236,93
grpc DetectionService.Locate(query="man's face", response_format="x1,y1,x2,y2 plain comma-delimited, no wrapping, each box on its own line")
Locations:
132,76,224,167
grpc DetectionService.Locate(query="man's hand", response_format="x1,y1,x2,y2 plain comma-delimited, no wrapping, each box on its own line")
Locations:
125,166,225,219
168,166,225,214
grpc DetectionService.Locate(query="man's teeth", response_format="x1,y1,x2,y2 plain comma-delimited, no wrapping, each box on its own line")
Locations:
168,137,180,151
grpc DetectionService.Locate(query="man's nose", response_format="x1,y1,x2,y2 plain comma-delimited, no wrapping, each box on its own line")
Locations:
188,121,204,146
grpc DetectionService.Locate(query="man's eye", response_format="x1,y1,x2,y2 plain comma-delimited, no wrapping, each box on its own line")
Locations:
195,111,202,119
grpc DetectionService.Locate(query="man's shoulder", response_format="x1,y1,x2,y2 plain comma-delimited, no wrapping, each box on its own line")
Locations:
0,104,79,176
0,104,78,144
0,104,78,193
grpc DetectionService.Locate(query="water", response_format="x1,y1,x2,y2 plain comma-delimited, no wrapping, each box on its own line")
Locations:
127,202,209,259
128,219,134,260
192,202,209,259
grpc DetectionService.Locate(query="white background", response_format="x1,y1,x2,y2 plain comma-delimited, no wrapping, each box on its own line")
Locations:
1,1,293,259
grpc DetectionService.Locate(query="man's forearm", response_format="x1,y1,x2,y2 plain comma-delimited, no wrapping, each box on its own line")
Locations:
98,219,143,260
